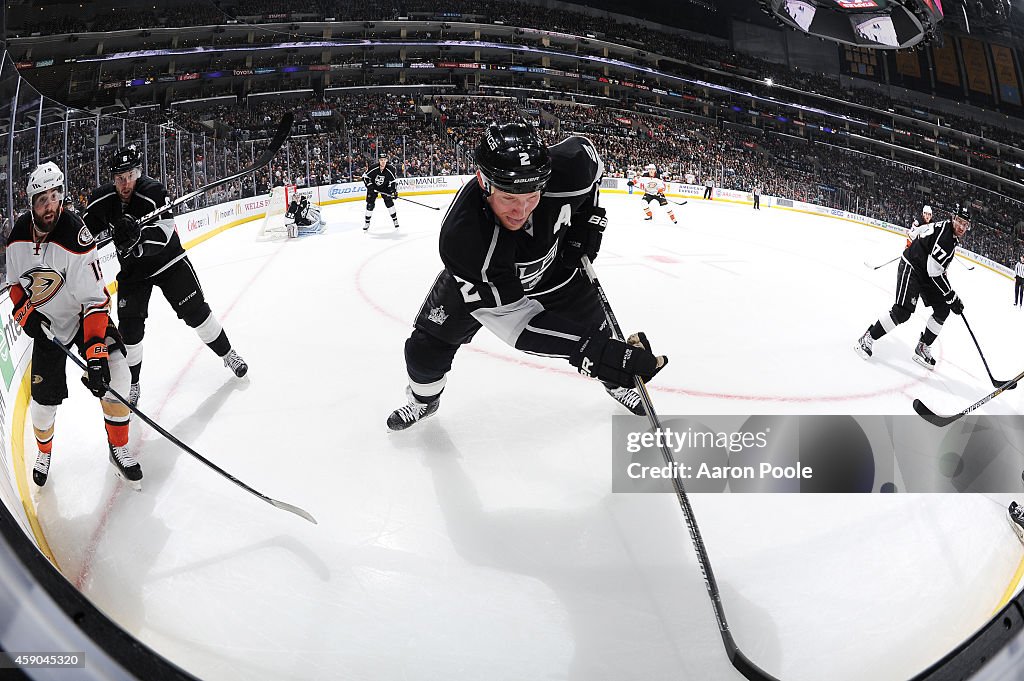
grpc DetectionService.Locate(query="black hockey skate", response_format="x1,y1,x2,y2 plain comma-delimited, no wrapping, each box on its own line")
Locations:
854,329,873,360
1009,501,1024,544
33,450,50,487
387,388,440,431
913,341,936,370
128,382,141,407
109,444,143,491
605,385,646,416
223,349,248,378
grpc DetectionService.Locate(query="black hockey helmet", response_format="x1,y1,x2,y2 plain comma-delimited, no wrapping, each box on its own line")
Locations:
475,121,551,195
954,203,971,222
109,144,142,174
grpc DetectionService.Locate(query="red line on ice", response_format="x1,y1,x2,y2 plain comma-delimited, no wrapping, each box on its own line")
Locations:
354,237,929,403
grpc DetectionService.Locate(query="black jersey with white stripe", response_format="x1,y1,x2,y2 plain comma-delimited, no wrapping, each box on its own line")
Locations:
82,175,184,283
362,165,398,194
438,135,605,358
903,218,959,297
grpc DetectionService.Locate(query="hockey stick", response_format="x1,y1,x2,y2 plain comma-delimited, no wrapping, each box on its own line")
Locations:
135,113,295,227
378,191,441,211
863,256,900,270
913,370,1024,427
961,314,1017,389
955,257,975,271
44,333,317,524
580,254,780,681
668,199,689,207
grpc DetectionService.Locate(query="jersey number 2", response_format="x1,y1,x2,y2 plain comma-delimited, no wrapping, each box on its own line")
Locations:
453,275,481,303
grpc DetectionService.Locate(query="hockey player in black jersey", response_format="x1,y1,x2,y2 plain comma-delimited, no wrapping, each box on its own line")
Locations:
285,194,322,232
6,162,140,489
362,154,399,231
856,204,971,369
82,145,248,407
386,122,667,431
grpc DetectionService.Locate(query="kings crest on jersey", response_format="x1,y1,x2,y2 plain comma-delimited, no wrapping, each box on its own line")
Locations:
439,135,604,304
82,175,185,283
5,208,110,346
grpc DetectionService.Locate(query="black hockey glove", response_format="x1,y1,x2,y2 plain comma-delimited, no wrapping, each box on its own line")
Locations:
82,338,110,398
944,292,964,315
12,288,49,340
113,215,142,256
569,326,667,389
561,206,607,266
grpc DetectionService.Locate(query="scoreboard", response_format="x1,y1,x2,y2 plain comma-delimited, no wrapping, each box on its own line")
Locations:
760,0,943,49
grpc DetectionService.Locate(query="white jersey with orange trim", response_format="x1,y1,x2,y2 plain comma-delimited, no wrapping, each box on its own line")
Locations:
635,175,667,196
5,208,110,345
906,216,932,248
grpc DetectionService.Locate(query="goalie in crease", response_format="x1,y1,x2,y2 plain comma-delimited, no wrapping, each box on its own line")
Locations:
284,193,324,236
82,144,249,408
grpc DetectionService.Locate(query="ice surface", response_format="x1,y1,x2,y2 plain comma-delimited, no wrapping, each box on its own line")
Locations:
25,192,1024,681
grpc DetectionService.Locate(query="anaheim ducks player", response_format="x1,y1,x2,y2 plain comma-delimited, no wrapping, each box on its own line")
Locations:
5,162,141,489
906,204,933,248
635,165,677,224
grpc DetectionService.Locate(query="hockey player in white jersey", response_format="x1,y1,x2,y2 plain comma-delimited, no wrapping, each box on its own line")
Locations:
5,162,140,489
906,204,933,248
635,165,677,224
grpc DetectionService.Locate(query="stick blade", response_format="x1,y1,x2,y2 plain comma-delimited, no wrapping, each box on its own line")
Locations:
730,648,782,681
267,497,318,524
993,378,1018,391
912,399,959,427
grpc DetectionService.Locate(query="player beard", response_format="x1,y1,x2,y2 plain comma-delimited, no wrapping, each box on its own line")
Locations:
32,205,60,233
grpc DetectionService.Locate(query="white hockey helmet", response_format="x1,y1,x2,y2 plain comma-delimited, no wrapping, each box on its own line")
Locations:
26,162,65,203
922,204,932,215
646,163,656,171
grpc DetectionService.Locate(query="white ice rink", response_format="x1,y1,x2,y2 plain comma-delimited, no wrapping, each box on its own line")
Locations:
22,191,1024,680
